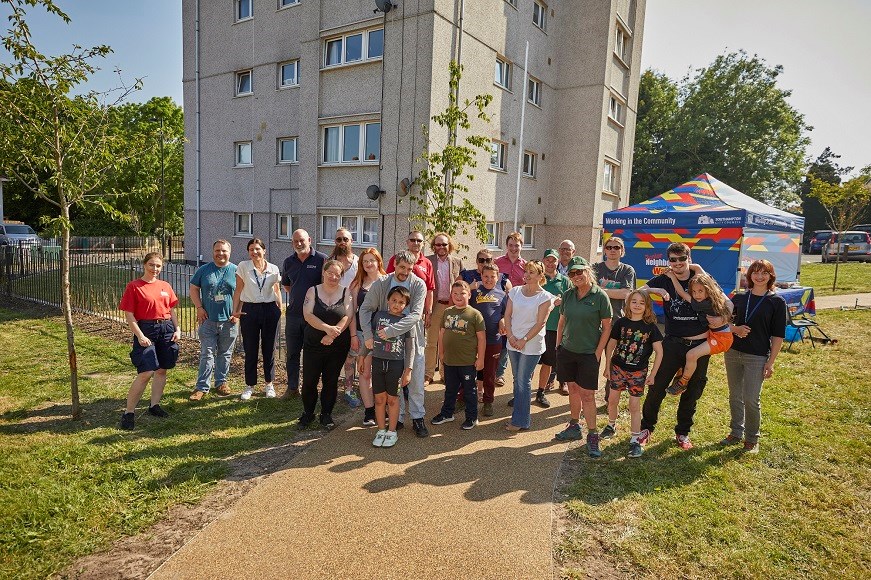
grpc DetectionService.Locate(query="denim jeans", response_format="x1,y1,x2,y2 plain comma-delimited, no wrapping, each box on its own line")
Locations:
723,349,767,444
441,364,478,421
508,349,540,429
195,320,238,392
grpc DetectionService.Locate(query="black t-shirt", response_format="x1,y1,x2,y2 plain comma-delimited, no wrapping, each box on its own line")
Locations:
281,250,327,317
609,317,663,371
647,274,708,337
731,292,787,357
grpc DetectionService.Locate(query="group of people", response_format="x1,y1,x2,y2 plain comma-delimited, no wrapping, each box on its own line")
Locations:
118,230,786,458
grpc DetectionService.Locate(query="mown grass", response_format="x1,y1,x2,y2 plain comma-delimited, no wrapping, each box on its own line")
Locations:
0,307,301,580
800,261,871,296
558,309,870,579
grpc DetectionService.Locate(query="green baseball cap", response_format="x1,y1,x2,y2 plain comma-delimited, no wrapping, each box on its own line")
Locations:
543,248,559,260
567,256,591,272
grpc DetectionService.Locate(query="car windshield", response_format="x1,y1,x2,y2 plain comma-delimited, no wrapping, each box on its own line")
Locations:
4,225,36,234
833,233,865,243
814,232,831,240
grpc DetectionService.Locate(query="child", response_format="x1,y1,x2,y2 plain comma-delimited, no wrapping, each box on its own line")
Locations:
602,290,663,458
366,286,414,448
665,271,734,396
431,281,486,430
470,263,508,417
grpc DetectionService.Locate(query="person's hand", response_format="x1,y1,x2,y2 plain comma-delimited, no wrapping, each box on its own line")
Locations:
554,296,562,307
498,321,506,336
733,324,751,338
763,361,775,379
595,347,604,362
350,335,360,351
377,327,390,340
471,280,480,291
475,358,484,371
321,335,334,346
365,338,374,350
196,307,207,323
645,373,656,386
401,369,412,387
325,325,341,338
424,311,432,328
137,335,152,347
171,328,181,343
602,366,609,379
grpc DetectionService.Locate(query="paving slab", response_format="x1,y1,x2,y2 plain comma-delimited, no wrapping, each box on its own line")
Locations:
813,292,871,311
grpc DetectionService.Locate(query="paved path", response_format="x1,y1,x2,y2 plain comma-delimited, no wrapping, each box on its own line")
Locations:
814,292,871,311
151,380,573,580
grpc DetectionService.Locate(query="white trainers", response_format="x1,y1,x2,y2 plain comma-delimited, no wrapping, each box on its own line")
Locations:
372,429,387,447
240,386,254,401
382,430,398,448
264,384,276,398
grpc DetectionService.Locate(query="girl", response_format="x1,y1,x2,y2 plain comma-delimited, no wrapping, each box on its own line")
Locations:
665,271,733,396
602,290,663,458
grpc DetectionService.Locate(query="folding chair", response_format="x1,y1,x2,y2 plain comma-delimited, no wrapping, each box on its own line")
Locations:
785,309,833,351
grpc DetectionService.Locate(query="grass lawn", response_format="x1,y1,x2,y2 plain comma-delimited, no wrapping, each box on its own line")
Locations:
800,261,871,296
0,307,301,579
558,309,871,579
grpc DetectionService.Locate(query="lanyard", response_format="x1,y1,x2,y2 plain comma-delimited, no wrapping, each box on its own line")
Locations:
744,293,767,325
252,263,269,294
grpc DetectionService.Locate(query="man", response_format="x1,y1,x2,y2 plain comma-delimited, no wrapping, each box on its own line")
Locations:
494,231,527,385
386,230,435,365
592,235,636,403
557,239,575,276
360,251,430,437
189,240,239,400
329,227,358,287
537,248,571,404
425,233,463,385
281,229,327,398
639,242,716,450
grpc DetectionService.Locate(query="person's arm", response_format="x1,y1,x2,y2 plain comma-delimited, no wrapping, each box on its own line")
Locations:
556,313,565,348
336,287,353,333
280,258,291,294
641,285,670,302
647,340,664,385
302,286,339,337
475,330,486,371
348,283,360,353
231,273,245,322
688,263,705,275
503,296,515,349
424,289,434,328
273,280,283,310
124,311,150,347
595,318,612,362
170,306,181,342
380,279,425,339
438,327,446,368
359,280,380,344
666,271,691,302
513,299,551,352
765,338,783,379
602,337,617,379
190,283,208,324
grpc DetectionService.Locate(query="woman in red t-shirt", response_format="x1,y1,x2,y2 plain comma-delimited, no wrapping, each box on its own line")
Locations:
118,252,181,430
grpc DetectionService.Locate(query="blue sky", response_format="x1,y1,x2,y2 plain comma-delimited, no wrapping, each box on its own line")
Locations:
4,0,870,173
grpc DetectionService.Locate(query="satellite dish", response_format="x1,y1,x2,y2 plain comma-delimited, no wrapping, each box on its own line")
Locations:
366,185,385,200
374,0,394,13
398,177,412,197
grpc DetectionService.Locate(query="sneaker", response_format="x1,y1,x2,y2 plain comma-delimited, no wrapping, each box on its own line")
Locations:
281,387,300,400
558,383,569,396
396,421,404,430
344,390,361,408
601,424,617,439
372,429,387,447
240,386,254,401
412,418,429,438
461,418,478,430
496,376,505,387
667,370,687,396
554,423,582,441
507,397,514,407
297,413,314,429
535,391,551,408
431,413,455,425
382,430,398,448
743,441,759,454
637,428,651,446
482,402,493,417
362,408,376,427
189,390,205,401
424,375,433,386
120,412,135,430
148,404,169,418
587,432,602,458
675,434,693,450
320,415,336,431
215,383,231,396
720,434,743,446
627,441,644,458
264,384,277,398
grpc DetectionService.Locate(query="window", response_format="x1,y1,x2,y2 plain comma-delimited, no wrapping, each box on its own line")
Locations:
279,0,299,7
236,0,252,21
235,213,252,236
533,1,547,30
521,225,535,248
527,77,541,106
490,141,507,171
320,214,378,245
604,160,618,193
522,151,537,178
504,0,517,6
494,57,511,90
235,141,252,166
608,95,624,123
236,70,252,95
278,137,297,163
485,222,501,248
323,28,384,67
279,60,299,87
276,214,298,239
322,122,380,164
615,27,627,61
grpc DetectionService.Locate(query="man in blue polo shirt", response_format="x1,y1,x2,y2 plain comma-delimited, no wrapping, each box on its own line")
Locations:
281,229,327,398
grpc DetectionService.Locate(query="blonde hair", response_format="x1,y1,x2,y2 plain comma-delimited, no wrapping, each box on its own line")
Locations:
525,259,546,285
625,290,657,325
689,273,731,318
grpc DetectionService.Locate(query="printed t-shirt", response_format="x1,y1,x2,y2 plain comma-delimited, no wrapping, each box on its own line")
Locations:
191,262,237,321
460,269,509,291
543,273,571,331
731,292,787,357
506,286,553,355
609,317,663,371
371,310,412,365
592,261,635,319
281,250,327,317
441,305,485,366
559,285,612,354
471,285,507,344
119,279,178,321
646,274,708,338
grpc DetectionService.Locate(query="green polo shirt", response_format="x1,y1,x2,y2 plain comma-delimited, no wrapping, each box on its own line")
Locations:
559,285,613,353
543,272,571,331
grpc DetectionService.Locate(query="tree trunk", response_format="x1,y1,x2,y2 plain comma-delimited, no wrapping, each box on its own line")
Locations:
61,203,81,419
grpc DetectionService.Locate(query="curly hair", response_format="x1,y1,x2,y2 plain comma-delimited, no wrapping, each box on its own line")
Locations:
689,273,731,319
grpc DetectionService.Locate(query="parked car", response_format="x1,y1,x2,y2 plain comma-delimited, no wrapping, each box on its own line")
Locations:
0,222,42,248
806,229,833,254
853,224,871,234
821,231,871,263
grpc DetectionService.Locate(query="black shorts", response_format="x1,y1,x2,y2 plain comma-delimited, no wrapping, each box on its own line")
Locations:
556,348,600,390
130,320,179,373
371,357,404,397
538,330,558,367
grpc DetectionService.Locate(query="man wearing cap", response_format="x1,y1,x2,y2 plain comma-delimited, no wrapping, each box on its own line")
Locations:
537,249,571,406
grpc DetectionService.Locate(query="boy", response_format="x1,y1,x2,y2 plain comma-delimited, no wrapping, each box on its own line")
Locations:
431,281,486,429
470,263,507,417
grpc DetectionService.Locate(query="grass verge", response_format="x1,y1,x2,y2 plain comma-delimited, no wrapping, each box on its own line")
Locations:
800,261,871,296
557,309,870,579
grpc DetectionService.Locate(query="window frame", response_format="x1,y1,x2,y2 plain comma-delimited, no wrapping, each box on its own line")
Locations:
603,160,619,193
323,28,384,68
615,26,628,62
490,140,507,171
278,0,300,8
319,214,379,246
322,122,381,165
522,151,537,178
485,222,501,248
235,141,253,167
235,212,253,236
235,0,252,22
532,1,547,31
527,76,541,106
235,69,253,96
277,137,298,164
521,225,535,248
494,57,512,91
608,94,624,124
278,60,299,88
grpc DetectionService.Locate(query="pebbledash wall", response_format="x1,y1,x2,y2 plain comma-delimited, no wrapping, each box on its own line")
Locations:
182,0,645,264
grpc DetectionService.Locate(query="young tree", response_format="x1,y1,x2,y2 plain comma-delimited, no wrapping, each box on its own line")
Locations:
630,70,679,204
800,147,853,234
409,61,492,248
0,0,142,418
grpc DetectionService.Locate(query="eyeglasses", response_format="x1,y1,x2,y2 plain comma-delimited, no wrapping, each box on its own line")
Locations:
335,237,350,242
433,243,448,247
477,257,492,263
559,247,573,251
668,256,689,263
567,270,585,277
604,245,622,250
408,238,424,243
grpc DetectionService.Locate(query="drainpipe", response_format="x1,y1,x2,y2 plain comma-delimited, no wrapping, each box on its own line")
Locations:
512,41,529,233
195,0,202,265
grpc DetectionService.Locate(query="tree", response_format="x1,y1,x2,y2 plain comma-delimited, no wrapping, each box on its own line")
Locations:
630,70,678,204
408,61,492,248
799,147,853,234
0,0,142,418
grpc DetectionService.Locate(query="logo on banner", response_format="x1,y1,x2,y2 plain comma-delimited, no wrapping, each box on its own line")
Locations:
698,215,715,225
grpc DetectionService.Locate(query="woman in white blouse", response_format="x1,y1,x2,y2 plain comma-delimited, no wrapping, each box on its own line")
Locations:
232,238,283,400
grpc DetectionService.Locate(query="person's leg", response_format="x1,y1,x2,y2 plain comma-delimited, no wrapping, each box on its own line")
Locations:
150,368,168,406
580,388,597,430
740,352,767,444
675,353,711,436
641,339,684,433
482,343,500,403
386,394,399,431
723,349,746,440
567,383,583,420
240,306,260,387
440,364,460,418
460,364,478,422
214,321,238,388
538,364,552,390
607,386,621,424
425,301,447,381
343,353,357,392
300,348,322,418
509,352,537,429
408,348,427,420
319,347,348,419
260,303,281,385
676,342,711,386
496,339,509,381
628,395,642,433
285,314,305,393
195,320,218,392
374,392,388,430
358,354,374,407
371,358,388,427
126,371,154,413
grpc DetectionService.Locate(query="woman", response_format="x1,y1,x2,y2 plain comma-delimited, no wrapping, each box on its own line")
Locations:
118,252,181,430
300,260,353,430
458,248,512,292
232,238,283,400
554,257,612,458
724,259,786,453
348,248,387,426
504,260,553,432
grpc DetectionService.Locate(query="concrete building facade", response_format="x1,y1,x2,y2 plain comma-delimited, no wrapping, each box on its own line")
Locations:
182,0,646,264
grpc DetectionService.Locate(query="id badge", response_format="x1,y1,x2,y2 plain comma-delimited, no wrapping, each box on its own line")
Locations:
215,294,225,302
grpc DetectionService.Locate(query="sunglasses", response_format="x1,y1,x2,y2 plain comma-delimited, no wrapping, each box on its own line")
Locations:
477,257,493,263
604,245,622,250
408,238,424,243
335,236,350,242
669,256,689,263
567,269,586,277
433,243,448,247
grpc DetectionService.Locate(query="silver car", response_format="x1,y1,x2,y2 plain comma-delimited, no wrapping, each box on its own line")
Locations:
0,222,42,248
821,230,871,263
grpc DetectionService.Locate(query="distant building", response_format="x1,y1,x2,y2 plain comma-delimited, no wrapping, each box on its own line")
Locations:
182,0,646,263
